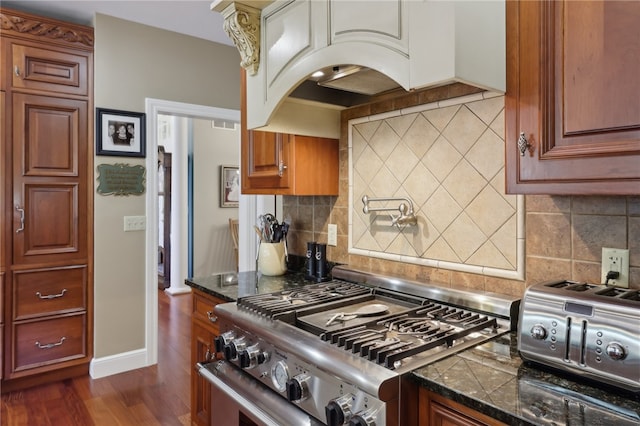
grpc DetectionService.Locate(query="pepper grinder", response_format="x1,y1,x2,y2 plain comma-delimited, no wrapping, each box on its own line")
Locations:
305,241,317,280
315,243,329,282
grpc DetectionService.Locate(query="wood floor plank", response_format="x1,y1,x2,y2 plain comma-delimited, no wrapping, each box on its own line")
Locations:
83,397,122,426
1,290,193,425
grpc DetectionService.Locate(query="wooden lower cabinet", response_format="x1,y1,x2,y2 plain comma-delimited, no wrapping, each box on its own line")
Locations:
419,388,506,426
191,290,224,426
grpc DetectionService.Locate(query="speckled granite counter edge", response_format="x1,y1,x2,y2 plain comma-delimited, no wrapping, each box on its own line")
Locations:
185,270,320,302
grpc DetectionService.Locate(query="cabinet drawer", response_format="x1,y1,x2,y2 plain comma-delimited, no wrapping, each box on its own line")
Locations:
192,292,223,334
11,42,89,95
12,313,86,373
13,266,86,320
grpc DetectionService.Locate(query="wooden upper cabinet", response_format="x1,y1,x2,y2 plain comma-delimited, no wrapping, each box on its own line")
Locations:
10,42,90,96
240,69,339,196
505,0,640,194
11,93,87,265
242,130,339,195
243,130,290,192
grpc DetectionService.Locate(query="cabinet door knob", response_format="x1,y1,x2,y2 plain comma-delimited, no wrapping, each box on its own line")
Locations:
207,310,218,323
518,132,532,156
278,161,287,177
15,205,25,233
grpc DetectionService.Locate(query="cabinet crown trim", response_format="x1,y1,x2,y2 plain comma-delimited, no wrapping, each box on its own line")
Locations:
0,9,94,47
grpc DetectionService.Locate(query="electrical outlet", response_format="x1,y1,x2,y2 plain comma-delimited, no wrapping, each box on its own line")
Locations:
328,224,337,246
124,215,146,232
601,247,629,288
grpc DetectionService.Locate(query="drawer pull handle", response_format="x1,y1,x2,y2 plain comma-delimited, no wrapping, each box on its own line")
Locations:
15,205,25,233
15,66,21,77
35,337,66,349
207,311,218,323
36,288,67,299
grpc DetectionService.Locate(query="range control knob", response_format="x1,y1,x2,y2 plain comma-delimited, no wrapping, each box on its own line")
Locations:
238,344,268,369
348,408,376,426
223,337,246,361
605,342,627,360
348,414,375,426
325,394,353,426
286,374,310,402
214,331,235,353
530,324,548,340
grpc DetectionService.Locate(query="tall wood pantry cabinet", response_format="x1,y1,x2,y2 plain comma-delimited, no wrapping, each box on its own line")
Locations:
0,8,94,392
505,0,640,194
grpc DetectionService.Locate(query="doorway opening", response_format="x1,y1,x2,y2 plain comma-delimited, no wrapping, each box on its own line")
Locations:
144,99,241,366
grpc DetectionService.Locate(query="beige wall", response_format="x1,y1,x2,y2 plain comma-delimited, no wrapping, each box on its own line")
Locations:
193,120,240,276
94,14,240,357
283,84,640,297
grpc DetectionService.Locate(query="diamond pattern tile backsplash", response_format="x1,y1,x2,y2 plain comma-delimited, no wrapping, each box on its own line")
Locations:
349,93,524,279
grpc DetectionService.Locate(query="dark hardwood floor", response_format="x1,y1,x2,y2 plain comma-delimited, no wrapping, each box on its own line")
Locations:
1,290,193,425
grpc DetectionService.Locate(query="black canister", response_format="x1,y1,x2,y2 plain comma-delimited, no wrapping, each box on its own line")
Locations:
305,241,317,280
315,243,329,281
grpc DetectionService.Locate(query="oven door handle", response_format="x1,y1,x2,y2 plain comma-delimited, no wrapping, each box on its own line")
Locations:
197,361,322,426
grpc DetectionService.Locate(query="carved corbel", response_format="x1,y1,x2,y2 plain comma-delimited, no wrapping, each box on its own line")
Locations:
221,2,261,76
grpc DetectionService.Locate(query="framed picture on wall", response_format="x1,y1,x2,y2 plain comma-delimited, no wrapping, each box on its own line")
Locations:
96,108,146,157
220,165,240,208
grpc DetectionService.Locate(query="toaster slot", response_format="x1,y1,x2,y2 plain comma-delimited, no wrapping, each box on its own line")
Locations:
619,290,640,301
564,317,572,361
580,320,587,366
595,287,628,297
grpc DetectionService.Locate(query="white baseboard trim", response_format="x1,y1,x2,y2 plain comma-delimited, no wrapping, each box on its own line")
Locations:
165,285,191,296
89,348,151,379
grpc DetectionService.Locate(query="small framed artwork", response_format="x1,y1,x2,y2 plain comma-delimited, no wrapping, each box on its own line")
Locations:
220,165,240,208
96,108,146,157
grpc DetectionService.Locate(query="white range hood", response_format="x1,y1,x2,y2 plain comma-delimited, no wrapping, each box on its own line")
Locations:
214,0,505,138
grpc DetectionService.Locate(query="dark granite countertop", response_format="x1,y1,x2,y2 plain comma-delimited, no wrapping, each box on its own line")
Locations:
185,270,317,302
186,272,640,425
412,332,640,425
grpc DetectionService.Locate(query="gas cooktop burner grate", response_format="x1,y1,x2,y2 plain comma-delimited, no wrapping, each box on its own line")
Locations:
321,303,499,369
237,281,371,316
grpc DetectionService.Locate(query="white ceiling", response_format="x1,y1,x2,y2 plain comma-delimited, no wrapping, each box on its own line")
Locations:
2,0,234,46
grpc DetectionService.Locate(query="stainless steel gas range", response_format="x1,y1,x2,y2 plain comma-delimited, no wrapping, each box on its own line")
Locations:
197,266,520,426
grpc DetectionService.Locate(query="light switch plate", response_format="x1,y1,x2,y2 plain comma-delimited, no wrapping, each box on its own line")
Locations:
328,224,337,246
601,247,629,288
124,215,146,232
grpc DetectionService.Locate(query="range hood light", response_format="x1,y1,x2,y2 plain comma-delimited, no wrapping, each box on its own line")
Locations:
319,66,362,84
311,70,325,78
317,65,400,96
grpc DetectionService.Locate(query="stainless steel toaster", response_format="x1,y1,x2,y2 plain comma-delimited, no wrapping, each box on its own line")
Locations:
518,280,640,394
